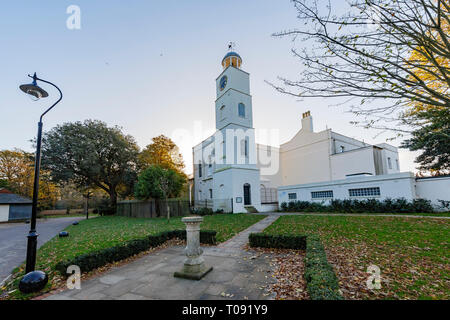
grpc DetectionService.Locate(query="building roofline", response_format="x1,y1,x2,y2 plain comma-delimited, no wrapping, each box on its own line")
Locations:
278,172,415,190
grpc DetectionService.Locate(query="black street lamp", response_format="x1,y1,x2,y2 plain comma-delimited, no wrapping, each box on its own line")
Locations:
18,73,62,293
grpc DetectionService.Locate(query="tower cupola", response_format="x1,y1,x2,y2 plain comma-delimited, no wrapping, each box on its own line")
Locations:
222,51,242,69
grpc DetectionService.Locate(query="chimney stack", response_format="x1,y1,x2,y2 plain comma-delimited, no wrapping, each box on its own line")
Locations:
301,111,313,132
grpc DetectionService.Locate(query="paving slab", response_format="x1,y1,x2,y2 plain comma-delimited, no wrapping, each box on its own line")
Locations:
44,216,279,300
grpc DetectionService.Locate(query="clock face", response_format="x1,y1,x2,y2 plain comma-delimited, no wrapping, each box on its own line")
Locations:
219,76,227,91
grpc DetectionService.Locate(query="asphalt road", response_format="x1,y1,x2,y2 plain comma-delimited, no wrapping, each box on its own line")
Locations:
0,216,84,284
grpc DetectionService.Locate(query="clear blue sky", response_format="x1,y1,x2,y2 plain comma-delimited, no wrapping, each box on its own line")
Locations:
0,0,418,174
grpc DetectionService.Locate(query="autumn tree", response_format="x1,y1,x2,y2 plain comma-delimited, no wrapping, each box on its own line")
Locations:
134,165,186,219
135,165,185,199
41,120,139,212
0,149,59,209
139,135,185,175
395,2,449,172
0,149,34,196
271,0,449,131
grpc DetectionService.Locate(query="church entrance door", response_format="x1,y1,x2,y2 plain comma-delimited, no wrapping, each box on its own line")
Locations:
243,184,251,205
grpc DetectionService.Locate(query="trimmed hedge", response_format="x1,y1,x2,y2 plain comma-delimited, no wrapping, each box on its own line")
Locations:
280,198,434,213
249,233,306,249
249,233,343,300
55,229,216,276
304,235,343,300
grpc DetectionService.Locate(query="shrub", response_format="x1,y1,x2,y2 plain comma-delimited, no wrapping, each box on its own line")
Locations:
249,233,307,249
304,235,343,300
55,229,216,276
191,207,214,216
438,199,450,211
249,233,343,300
280,198,435,213
412,199,434,213
96,198,115,216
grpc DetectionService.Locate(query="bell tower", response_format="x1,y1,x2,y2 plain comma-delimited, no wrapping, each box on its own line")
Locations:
210,46,261,213
215,49,253,130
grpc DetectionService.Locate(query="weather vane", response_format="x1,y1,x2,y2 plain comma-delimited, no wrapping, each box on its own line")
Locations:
228,42,236,51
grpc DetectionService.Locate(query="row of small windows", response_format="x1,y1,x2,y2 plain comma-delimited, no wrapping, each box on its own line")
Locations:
311,190,334,199
348,187,380,197
220,103,246,119
287,187,381,200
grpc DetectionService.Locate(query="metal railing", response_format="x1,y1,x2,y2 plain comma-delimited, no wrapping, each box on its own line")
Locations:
193,198,233,213
261,187,278,204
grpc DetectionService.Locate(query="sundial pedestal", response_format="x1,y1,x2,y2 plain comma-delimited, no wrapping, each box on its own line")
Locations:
174,216,212,280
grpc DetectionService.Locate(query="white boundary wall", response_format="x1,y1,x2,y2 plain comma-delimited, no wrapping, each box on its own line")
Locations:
416,176,450,209
278,172,450,211
278,172,416,204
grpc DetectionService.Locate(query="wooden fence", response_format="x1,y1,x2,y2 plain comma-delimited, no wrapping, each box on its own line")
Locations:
117,199,191,218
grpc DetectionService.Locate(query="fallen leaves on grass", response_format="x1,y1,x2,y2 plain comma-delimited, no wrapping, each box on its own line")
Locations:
249,246,308,300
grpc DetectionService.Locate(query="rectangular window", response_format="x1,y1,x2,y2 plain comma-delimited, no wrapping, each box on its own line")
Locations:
198,163,202,177
240,139,248,157
311,190,333,199
388,157,392,169
238,103,245,118
395,159,399,170
348,187,380,197
209,189,213,199
288,193,297,200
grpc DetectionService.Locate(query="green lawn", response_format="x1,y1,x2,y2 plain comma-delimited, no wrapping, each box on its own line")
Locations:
264,215,450,300
39,214,265,272
2,214,265,299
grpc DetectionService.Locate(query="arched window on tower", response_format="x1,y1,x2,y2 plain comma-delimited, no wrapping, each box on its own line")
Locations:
238,103,245,118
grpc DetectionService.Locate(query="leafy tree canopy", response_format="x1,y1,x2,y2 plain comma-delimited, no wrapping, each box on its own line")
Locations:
134,165,186,200
41,120,139,209
139,135,185,175
401,109,450,172
0,149,59,209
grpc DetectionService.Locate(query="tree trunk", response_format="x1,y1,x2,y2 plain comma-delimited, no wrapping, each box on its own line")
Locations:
84,194,89,219
109,190,117,215
167,199,170,222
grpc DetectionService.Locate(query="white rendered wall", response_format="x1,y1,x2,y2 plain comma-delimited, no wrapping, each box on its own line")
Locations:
331,132,368,153
257,144,282,188
216,67,250,99
214,167,261,213
280,129,332,185
416,176,450,209
0,205,9,222
278,172,416,205
379,144,401,174
330,147,376,180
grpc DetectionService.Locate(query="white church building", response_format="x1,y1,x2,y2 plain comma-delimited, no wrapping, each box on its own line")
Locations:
192,50,450,213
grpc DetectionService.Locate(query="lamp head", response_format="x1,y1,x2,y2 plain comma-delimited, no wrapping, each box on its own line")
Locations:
20,73,49,101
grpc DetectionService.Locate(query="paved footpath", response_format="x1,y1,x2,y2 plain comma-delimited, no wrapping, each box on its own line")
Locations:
44,215,279,300
0,217,85,285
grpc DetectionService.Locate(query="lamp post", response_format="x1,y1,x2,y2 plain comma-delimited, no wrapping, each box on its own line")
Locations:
18,73,62,293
